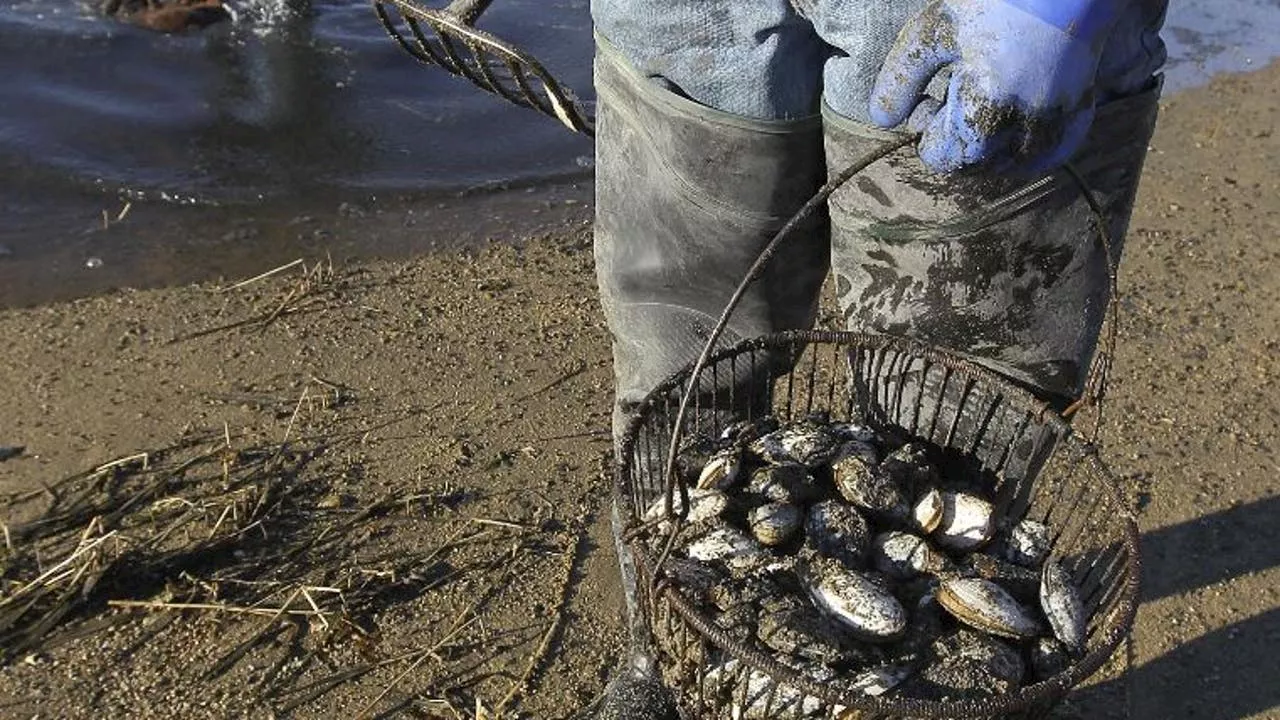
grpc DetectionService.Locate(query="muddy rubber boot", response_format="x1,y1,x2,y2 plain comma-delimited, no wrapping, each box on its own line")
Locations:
587,36,829,719
823,82,1162,408
593,35,830,441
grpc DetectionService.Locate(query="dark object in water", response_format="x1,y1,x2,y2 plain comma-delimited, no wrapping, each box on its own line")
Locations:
0,446,24,462
100,0,234,33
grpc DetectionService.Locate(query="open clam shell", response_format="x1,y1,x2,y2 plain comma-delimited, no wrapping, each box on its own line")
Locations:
937,576,1042,640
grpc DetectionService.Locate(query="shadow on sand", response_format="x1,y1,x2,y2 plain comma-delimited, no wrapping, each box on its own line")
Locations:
1070,494,1280,718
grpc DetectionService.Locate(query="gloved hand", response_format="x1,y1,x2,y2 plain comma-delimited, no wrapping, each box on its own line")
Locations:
869,0,1122,175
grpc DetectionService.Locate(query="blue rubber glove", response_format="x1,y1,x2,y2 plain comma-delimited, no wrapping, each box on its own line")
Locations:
869,0,1121,175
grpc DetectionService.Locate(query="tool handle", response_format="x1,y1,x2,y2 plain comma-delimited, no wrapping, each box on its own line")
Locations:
444,0,495,24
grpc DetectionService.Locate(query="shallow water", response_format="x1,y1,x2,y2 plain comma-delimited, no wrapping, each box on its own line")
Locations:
0,0,1276,306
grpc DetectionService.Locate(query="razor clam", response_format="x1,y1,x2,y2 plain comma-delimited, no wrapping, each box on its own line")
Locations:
1029,636,1072,681
834,459,911,524
801,556,907,643
697,446,746,490
804,500,871,569
1040,558,1087,654
937,576,1043,640
871,531,952,580
996,518,1053,568
912,487,944,534
747,464,823,505
957,552,1041,603
750,502,804,547
686,525,767,571
750,421,842,468
932,491,995,551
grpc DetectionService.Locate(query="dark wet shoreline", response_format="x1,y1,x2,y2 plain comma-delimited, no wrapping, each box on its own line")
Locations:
0,178,593,308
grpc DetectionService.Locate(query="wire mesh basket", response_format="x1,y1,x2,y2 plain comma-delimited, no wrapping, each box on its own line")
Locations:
616,330,1139,719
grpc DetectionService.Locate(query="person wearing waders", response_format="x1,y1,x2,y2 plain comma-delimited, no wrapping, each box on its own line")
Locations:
585,0,1167,716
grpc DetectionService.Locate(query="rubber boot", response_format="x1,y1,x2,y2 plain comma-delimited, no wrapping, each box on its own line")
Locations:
588,36,829,719
822,81,1162,408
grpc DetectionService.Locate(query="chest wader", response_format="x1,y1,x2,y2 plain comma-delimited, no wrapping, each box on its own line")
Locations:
823,83,1162,411
589,37,830,718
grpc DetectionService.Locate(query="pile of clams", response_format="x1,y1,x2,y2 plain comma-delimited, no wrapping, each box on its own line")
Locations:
640,414,1087,716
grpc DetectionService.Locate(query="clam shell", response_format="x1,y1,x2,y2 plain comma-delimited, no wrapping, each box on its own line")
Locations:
643,487,728,526
998,518,1052,568
686,525,766,571
804,500,871,569
937,577,1042,640
933,491,995,551
802,557,907,643
747,464,822,505
750,422,841,468
958,552,1041,603
834,458,911,523
1040,558,1087,653
912,487,944,534
697,447,744,490
871,531,952,580
749,502,803,547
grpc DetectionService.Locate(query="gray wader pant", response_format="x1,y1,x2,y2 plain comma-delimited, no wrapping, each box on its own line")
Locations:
588,1,1166,715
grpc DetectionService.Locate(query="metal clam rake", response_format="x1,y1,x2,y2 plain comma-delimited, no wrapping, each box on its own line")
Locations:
371,0,595,136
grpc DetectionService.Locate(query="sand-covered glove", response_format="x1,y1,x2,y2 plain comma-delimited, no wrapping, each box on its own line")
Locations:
869,0,1121,175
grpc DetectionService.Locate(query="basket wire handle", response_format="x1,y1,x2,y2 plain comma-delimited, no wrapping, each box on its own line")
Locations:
652,145,1123,579
1060,163,1121,444
649,136,915,578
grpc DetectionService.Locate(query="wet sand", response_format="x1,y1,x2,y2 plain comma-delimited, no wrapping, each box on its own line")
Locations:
0,64,1277,718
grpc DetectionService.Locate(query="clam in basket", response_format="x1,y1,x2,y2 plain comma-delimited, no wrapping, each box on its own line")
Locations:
615,330,1139,719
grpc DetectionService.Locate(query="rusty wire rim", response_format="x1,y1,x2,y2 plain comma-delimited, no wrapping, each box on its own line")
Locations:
617,330,1141,718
